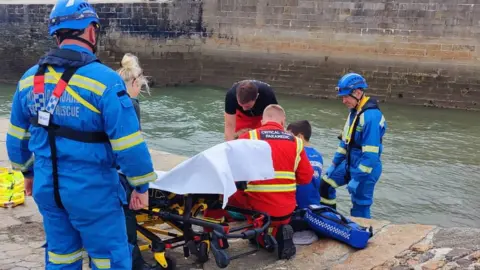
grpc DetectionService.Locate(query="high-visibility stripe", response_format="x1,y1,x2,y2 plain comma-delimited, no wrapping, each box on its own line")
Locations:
248,130,258,140
310,161,323,168
11,155,34,173
321,175,339,188
359,113,365,128
380,115,386,128
245,183,296,192
48,248,84,264
274,171,295,180
336,146,346,155
359,164,372,174
7,123,30,140
46,66,100,114
294,137,303,171
320,197,336,205
110,131,144,151
92,258,111,269
248,129,302,179
127,171,157,186
362,145,379,153
345,96,370,144
19,73,106,96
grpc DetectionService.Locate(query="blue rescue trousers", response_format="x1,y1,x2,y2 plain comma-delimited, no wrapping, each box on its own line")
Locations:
320,160,382,218
33,158,133,269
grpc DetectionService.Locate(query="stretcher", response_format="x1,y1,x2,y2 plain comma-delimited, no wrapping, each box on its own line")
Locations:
133,139,279,269
135,189,276,269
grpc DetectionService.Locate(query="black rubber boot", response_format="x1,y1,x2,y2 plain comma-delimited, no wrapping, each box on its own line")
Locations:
131,244,149,270
289,209,309,232
275,224,296,260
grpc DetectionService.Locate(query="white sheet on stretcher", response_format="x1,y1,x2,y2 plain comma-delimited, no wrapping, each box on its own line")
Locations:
149,139,276,208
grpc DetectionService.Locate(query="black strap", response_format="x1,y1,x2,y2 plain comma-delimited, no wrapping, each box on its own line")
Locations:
47,128,64,209
56,29,98,54
32,65,108,209
59,66,77,84
35,64,47,77
47,66,79,209
271,213,292,222
29,117,109,143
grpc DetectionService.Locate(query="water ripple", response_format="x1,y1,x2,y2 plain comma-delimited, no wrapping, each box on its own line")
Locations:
0,84,478,228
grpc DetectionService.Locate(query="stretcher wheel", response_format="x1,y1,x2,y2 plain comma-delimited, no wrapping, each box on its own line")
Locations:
196,241,209,263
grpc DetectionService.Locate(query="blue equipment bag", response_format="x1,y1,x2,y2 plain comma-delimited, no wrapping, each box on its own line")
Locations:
304,204,373,249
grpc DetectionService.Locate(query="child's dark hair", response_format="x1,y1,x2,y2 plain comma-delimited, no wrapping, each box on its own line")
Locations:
287,120,312,141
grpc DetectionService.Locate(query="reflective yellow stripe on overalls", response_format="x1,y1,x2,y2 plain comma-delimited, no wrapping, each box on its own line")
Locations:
19,65,106,114
320,96,370,206
344,96,370,145
245,130,303,192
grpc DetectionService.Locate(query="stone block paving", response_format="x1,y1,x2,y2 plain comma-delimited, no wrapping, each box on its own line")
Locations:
373,227,480,270
0,198,89,270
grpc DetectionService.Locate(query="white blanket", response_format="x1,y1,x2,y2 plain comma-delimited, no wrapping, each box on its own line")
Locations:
149,139,275,208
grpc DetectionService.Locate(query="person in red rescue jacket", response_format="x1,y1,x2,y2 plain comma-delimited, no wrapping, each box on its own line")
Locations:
234,104,314,260
224,80,278,141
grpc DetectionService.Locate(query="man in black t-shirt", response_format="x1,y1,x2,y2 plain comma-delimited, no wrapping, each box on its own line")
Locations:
224,79,278,141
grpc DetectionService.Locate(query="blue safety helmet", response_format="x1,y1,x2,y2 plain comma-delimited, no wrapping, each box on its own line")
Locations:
48,0,100,36
336,73,368,97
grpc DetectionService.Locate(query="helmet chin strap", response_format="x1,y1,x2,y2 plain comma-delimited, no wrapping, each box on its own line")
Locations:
56,28,98,54
349,91,364,108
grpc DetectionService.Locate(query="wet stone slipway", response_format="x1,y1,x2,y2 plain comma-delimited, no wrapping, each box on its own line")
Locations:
0,118,479,270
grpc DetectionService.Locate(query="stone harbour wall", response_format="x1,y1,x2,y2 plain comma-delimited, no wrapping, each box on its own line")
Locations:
1,0,480,110
200,0,480,110
0,0,205,87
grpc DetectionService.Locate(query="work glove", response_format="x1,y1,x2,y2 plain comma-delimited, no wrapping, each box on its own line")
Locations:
325,164,336,178
347,178,360,195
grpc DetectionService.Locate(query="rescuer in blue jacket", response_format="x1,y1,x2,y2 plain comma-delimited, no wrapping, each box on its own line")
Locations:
5,0,157,269
319,73,386,219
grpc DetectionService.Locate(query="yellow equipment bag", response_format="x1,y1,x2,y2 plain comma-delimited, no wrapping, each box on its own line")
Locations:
0,167,25,208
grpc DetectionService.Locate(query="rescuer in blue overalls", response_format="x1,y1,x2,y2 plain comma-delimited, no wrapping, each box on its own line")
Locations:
319,73,387,219
6,0,157,269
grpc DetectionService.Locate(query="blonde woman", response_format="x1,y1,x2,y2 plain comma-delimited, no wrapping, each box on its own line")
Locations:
117,53,150,127
116,53,155,270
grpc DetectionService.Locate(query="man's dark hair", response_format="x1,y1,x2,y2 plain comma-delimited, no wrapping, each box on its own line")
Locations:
287,120,312,141
236,80,258,104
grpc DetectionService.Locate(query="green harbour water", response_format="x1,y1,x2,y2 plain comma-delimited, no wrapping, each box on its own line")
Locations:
1,84,479,228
